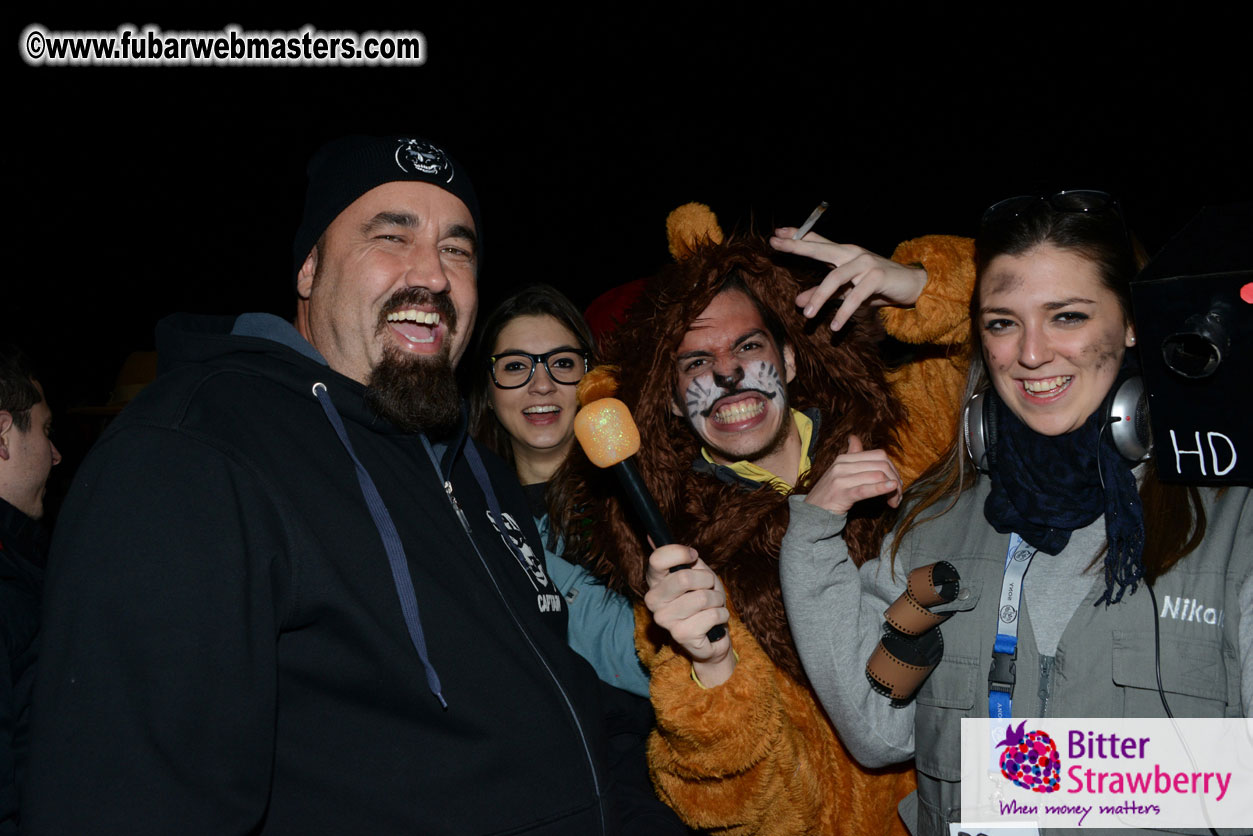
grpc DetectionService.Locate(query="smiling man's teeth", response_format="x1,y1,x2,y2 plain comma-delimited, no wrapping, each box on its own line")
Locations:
523,405,560,414
1023,376,1072,394
713,400,764,424
386,310,441,325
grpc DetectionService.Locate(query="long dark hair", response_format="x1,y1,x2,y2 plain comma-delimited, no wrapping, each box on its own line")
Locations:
467,283,598,472
892,197,1207,583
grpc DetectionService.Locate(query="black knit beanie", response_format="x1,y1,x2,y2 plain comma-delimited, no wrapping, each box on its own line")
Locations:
292,135,481,279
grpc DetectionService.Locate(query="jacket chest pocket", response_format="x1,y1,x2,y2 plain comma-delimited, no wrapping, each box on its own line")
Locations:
1111,631,1232,717
909,569,986,782
914,653,980,781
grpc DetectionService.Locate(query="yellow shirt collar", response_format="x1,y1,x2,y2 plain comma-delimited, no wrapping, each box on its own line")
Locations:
700,408,814,494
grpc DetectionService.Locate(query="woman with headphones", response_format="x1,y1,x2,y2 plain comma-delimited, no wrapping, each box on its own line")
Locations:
777,192,1252,835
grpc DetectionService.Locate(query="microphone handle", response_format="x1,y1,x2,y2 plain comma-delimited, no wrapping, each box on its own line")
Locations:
611,457,672,547
611,458,727,644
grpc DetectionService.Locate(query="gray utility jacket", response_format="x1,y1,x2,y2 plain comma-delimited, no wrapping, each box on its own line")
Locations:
780,480,1252,836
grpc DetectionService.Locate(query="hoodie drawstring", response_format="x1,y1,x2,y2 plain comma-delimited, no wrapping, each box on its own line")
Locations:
311,382,447,709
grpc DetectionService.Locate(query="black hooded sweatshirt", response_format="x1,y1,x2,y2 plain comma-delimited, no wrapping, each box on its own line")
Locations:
25,314,617,835
0,496,46,834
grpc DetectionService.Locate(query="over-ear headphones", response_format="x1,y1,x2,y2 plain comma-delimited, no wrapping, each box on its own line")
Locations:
963,371,1152,473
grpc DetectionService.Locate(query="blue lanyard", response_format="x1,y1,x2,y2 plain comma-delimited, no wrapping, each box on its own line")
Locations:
988,533,1038,720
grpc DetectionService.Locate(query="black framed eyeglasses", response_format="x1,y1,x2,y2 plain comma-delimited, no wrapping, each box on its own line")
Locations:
488,348,590,389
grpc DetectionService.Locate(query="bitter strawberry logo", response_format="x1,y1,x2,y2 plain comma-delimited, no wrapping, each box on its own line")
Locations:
996,721,1061,793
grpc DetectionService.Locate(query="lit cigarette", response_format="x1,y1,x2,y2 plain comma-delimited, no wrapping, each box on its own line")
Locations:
793,201,829,240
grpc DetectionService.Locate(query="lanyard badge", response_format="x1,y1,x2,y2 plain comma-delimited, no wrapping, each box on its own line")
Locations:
988,534,1037,770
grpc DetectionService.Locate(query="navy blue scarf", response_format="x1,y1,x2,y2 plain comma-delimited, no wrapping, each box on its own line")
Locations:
983,389,1145,605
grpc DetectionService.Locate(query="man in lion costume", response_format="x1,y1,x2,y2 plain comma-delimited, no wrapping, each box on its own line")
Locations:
557,203,973,835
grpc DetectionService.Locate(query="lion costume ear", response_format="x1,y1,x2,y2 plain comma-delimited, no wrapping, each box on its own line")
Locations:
576,365,621,406
666,202,724,262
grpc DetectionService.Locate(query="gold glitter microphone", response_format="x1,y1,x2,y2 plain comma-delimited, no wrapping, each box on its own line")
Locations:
575,397,727,643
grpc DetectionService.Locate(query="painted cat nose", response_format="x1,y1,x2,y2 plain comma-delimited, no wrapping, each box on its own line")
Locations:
712,365,744,390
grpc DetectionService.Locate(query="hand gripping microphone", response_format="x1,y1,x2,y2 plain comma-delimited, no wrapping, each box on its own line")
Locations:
575,397,727,643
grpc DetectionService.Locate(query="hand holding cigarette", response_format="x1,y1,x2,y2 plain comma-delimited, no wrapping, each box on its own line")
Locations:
770,204,928,331
792,201,829,240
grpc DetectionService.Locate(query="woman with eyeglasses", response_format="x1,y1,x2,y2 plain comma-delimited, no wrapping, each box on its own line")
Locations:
468,283,649,697
777,192,1252,835
468,284,693,835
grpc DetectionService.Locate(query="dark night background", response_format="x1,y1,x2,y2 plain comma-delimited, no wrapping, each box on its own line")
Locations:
9,7,1252,512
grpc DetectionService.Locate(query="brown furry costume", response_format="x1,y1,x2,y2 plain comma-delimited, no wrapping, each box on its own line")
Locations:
557,208,974,835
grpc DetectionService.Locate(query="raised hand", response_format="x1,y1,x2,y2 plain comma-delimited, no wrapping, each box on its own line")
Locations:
769,229,927,332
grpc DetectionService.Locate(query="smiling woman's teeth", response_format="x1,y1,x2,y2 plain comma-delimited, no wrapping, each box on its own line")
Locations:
1023,376,1072,394
713,400,764,424
523,405,560,414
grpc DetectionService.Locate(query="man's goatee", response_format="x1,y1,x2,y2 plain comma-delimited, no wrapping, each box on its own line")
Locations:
364,286,462,434
365,349,461,435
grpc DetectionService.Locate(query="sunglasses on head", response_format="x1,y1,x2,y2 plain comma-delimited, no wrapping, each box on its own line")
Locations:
980,189,1121,227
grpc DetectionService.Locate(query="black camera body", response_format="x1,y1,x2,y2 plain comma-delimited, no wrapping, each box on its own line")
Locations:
1131,204,1251,485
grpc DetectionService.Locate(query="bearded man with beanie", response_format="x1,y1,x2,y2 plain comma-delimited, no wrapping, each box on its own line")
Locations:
25,136,620,835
